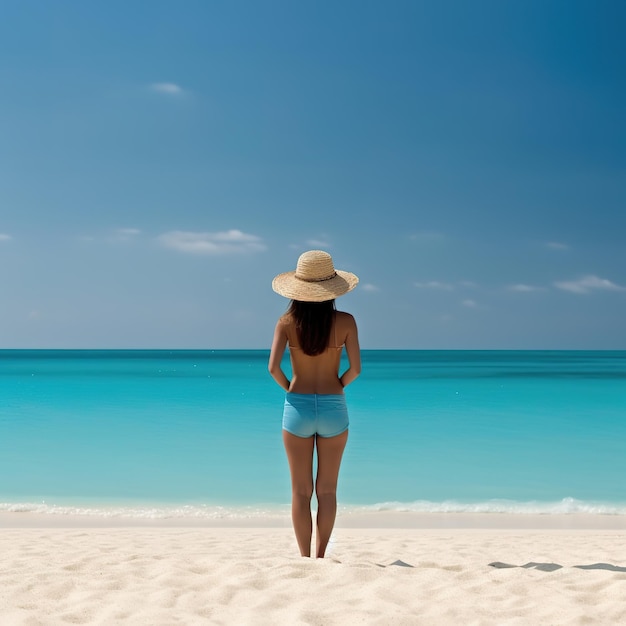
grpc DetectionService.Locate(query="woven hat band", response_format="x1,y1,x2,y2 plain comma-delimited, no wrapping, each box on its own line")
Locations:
295,271,337,283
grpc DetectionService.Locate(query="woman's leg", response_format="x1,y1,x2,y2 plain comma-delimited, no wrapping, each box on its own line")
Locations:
314,430,348,558
283,430,315,557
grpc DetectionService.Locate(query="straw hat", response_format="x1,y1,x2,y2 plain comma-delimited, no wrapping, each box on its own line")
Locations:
272,250,359,302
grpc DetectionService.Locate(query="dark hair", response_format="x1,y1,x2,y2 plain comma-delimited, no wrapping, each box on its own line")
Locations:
287,299,336,356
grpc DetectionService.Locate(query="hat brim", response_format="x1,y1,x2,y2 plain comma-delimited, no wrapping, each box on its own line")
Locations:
272,270,359,302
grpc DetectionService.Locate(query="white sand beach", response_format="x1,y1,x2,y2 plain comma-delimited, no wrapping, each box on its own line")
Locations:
1,513,625,625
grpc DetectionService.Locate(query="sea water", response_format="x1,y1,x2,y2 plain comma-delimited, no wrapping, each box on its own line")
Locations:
1,350,625,519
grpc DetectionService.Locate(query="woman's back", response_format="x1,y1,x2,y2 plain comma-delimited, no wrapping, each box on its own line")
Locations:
283,311,354,394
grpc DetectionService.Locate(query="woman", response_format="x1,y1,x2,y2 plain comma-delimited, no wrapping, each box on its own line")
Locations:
269,250,361,558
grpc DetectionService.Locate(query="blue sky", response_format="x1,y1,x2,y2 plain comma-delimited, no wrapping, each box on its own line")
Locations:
1,0,625,349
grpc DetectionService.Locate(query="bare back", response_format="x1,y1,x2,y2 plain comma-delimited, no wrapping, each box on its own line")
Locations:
269,310,361,394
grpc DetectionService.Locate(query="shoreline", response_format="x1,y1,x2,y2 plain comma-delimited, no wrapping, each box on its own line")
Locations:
2,510,625,529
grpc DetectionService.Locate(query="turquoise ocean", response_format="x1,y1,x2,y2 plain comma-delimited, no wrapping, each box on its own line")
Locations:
1,350,625,520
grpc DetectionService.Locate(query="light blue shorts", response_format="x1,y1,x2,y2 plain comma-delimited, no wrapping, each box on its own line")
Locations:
282,393,349,438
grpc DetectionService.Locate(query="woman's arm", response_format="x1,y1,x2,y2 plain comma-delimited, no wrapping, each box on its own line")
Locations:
339,314,361,388
268,320,290,391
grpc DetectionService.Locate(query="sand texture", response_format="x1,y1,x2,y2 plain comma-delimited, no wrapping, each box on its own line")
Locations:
1,526,626,625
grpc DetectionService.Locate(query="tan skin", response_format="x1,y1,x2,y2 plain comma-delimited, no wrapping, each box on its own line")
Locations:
269,307,361,558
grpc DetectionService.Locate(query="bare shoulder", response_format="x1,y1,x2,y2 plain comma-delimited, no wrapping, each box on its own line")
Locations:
275,314,292,333
336,310,354,319
335,310,357,329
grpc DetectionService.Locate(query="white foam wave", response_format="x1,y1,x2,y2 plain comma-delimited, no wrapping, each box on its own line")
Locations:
0,502,289,520
347,497,626,516
2,497,626,519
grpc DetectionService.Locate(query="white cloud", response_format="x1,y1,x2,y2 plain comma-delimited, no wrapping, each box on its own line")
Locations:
0,233,11,241
546,241,568,250
150,82,184,95
157,230,266,255
118,228,141,236
361,283,379,292
554,275,626,295
462,299,478,308
307,239,331,249
108,228,141,244
115,228,141,241
414,281,454,290
414,280,477,290
508,284,545,293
